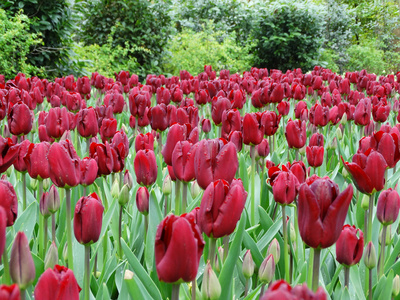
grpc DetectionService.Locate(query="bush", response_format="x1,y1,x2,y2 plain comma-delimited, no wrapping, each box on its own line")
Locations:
162,23,254,76
251,0,325,72
344,41,386,74
0,9,44,79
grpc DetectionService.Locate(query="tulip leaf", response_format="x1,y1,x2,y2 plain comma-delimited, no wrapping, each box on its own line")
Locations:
31,252,44,285
350,264,365,300
256,216,282,254
219,213,245,300
326,264,343,294
239,154,249,190
242,231,263,267
125,274,152,299
12,200,37,241
385,238,400,271
121,238,162,300
373,270,394,300
243,285,261,300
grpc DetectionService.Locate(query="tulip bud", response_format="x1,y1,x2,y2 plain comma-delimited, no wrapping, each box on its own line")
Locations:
267,238,281,263
379,225,392,246
201,261,221,300
30,178,38,190
329,137,338,150
342,167,349,178
123,170,134,190
44,242,59,270
124,270,134,280
340,113,347,125
111,180,120,199
118,184,130,206
242,250,254,279
191,180,202,199
43,178,50,191
298,145,306,156
336,127,343,141
393,275,400,297
259,254,275,284
364,242,377,269
136,186,149,215
10,232,36,290
214,247,224,273
289,221,296,249
47,185,60,213
162,175,172,195
63,243,68,264
40,192,51,218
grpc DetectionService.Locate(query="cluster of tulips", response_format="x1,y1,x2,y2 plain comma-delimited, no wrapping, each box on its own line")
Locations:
0,64,400,300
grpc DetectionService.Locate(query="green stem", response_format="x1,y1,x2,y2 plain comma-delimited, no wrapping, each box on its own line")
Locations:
223,235,229,262
251,146,256,226
44,216,48,255
209,237,217,268
20,289,26,300
84,245,91,300
39,180,44,258
164,194,169,217
119,205,123,259
66,188,74,270
282,205,290,283
171,283,180,300
175,180,181,215
312,248,321,292
22,173,26,211
367,194,374,243
344,266,350,288
182,182,188,214
2,249,10,284
192,279,196,300
245,278,249,297
368,269,372,300
260,284,266,299
378,225,387,278
52,214,56,242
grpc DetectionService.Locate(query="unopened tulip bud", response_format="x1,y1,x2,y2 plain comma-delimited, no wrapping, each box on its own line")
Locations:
124,270,134,280
340,113,347,125
43,178,50,191
289,222,296,250
215,246,224,273
361,195,370,210
40,192,51,218
267,238,281,264
379,225,392,246
242,250,254,279
201,261,221,300
336,127,343,140
136,186,149,215
30,178,38,190
123,170,134,190
10,232,36,290
63,243,68,264
48,185,60,213
162,175,172,195
60,130,72,141
191,180,202,199
393,275,400,297
364,242,377,269
298,145,306,156
111,180,119,199
258,254,275,284
44,242,59,270
118,184,130,206
330,137,338,150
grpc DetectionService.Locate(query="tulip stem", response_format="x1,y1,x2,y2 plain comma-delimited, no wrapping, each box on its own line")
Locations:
245,278,249,297
20,289,26,300
119,205,123,259
368,269,372,300
312,248,321,291
259,284,266,299
367,194,374,243
44,216,48,255
209,237,217,268
38,180,45,259
378,225,387,278
344,266,350,288
282,205,290,283
175,180,181,215
223,235,229,262
164,194,169,217
191,279,196,300
66,188,74,270
84,244,91,300
22,173,26,210
182,182,188,214
52,214,56,242
2,249,10,285
251,146,256,226
171,283,180,300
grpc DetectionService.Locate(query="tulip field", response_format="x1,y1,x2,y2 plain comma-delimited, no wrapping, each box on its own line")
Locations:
1,66,400,300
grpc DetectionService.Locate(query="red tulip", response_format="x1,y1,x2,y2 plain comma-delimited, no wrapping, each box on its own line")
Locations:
306,146,324,168
336,225,364,266
0,207,6,258
77,76,91,96
272,171,299,205
199,179,247,238
23,142,51,180
342,149,387,194
48,140,81,188
309,103,329,127
7,102,32,136
221,109,241,139
76,107,98,138
129,90,151,118
211,96,231,126
80,157,98,186
277,101,290,116
136,186,149,215
156,87,171,105
372,101,390,123
171,141,198,182
354,98,371,126
201,118,211,133
0,137,19,174
260,280,327,300
13,139,30,173
194,139,238,189
0,284,20,300
195,89,210,105
162,123,190,166
74,193,104,245
99,118,117,142
261,111,281,136
34,265,81,300
135,133,154,152
149,104,168,132
45,107,70,139
134,149,158,186
243,112,264,145
63,91,81,112
155,214,204,283
256,138,270,158
89,142,114,177
377,188,400,225
298,179,353,248
285,119,306,149
104,91,125,114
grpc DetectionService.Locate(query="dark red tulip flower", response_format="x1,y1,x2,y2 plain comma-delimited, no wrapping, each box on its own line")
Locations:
156,87,171,105
295,101,307,119
270,83,284,103
211,96,231,126
199,179,247,238
149,104,168,132
309,103,329,127
272,169,300,205
129,89,151,118
376,188,400,225
285,119,306,149
342,149,387,194
111,128,129,157
372,100,391,123
0,136,19,173
260,280,327,300
162,123,191,166
298,178,353,248
0,180,18,226
0,207,6,258
104,91,125,114
155,213,204,283
135,132,154,152
74,193,104,245
99,118,117,143
277,101,290,116
80,157,98,186
45,107,70,140
48,140,81,188
195,89,210,106
38,125,54,143
228,130,243,152
13,139,30,173
171,141,198,182
243,112,264,145
89,142,114,177
77,76,91,96
63,91,81,113
24,142,51,180
256,138,270,158
286,161,307,184
134,149,158,186
261,111,281,136
354,98,371,126
221,109,241,139
7,102,32,136
306,146,324,168
76,107,98,138
34,265,81,300
201,118,211,133
0,284,20,300
136,186,149,215
171,86,183,103
336,225,364,266
229,89,246,109
194,139,238,189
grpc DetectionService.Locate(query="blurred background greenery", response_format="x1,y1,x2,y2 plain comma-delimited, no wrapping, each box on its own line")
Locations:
1,0,399,79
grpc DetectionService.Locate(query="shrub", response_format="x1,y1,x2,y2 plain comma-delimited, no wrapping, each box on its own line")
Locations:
162,23,254,76
0,9,44,79
344,41,386,74
251,0,325,72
